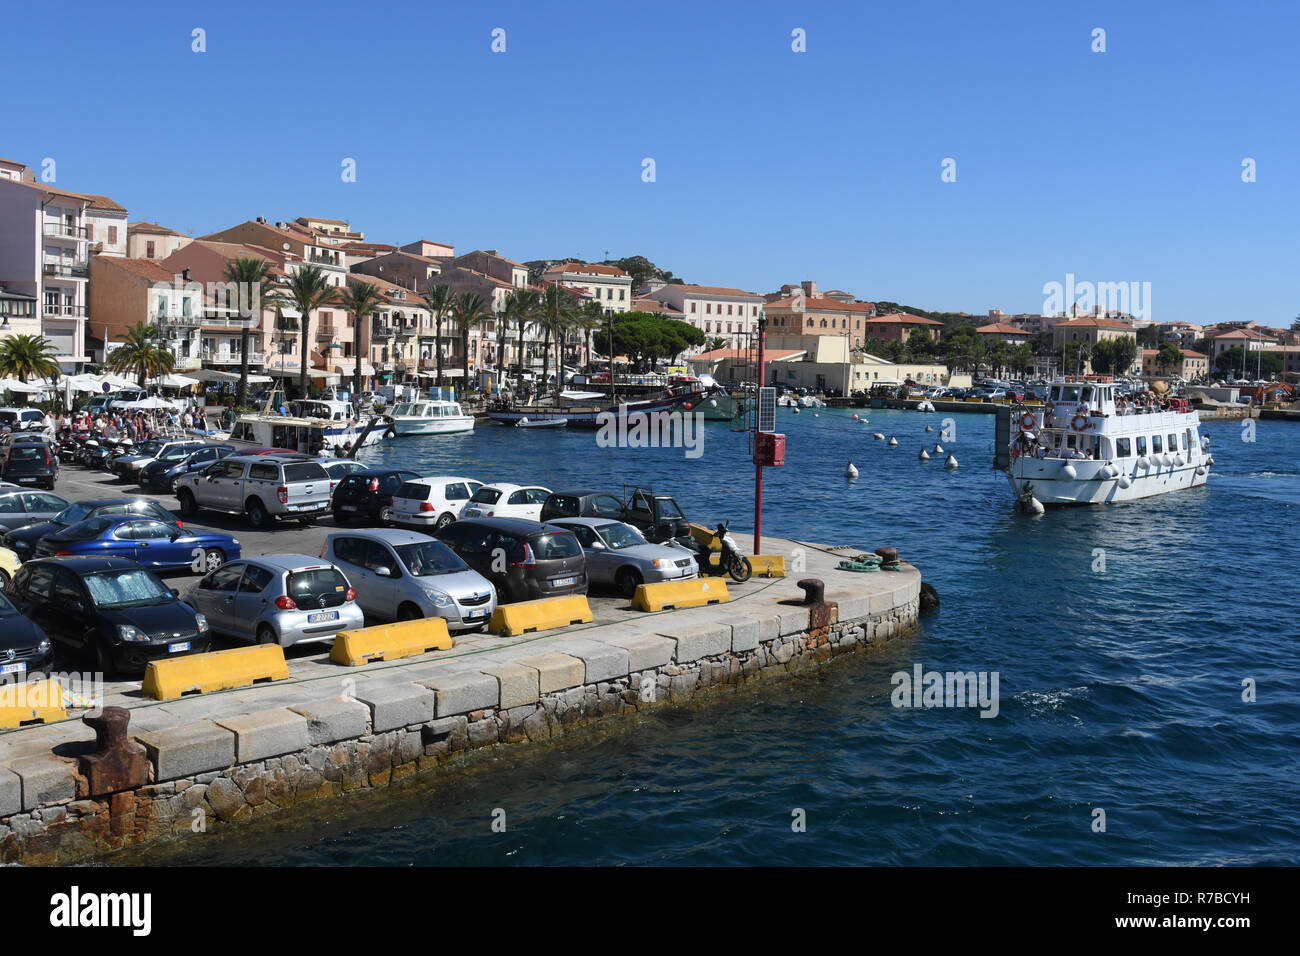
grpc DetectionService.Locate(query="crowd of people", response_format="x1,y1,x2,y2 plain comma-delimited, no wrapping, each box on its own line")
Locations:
55,399,209,442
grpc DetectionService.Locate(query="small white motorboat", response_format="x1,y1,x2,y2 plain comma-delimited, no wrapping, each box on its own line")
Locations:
515,417,568,429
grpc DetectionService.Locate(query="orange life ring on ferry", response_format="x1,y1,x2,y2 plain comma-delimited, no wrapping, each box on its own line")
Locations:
1070,413,1089,432
1019,412,1037,430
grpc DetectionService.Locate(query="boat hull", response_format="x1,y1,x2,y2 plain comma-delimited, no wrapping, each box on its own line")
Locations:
1007,458,1209,505
391,417,474,436
488,395,681,429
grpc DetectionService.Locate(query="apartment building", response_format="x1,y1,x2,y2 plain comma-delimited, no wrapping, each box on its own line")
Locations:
541,262,632,313
128,222,190,260
87,257,204,369
644,282,765,350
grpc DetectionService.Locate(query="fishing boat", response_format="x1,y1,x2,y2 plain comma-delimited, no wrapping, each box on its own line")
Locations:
487,392,691,429
389,399,474,436
514,417,567,429
997,377,1212,507
220,393,386,454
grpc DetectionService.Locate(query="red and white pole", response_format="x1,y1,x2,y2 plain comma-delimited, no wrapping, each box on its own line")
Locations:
754,315,766,555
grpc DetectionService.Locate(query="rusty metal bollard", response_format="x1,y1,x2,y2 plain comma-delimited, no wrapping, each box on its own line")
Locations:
78,705,149,797
796,577,838,633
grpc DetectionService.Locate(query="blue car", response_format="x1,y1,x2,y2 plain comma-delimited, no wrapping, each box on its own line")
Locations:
33,513,240,574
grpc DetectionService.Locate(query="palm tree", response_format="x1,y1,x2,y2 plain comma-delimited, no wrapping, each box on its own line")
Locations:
421,283,454,388
707,336,728,352
222,256,276,409
540,284,578,397
498,289,540,398
279,265,336,400
0,333,59,405
577,301,605,372
336,280,385,402
452,291,491,393
106,322,175,389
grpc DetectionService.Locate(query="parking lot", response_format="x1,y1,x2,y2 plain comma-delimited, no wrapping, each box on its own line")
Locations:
32,458,776,698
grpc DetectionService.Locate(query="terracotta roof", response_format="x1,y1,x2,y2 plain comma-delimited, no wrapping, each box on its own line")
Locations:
766,295,875,312
867,312,945,326
4,178,126,212
82,194,127,213
0,158,27,168
459,250,527,269
543,262,628,278
1050,316,1131,330
346,273,427,301
96,256,177,284
976,323,1029,335
632,298,684,315
128,221,183,236
1210,329,1275,340
668,283,762,299
298,216,349,226
689,348,805,362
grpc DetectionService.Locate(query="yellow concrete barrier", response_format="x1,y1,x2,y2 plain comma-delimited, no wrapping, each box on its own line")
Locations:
0,679,68,729
141,645,289,701
747,554,787,577
632,577,730,612
689,523,720,549
490,595,593,636
330,617,452,666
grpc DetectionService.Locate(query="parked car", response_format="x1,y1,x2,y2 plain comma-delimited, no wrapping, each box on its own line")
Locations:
111,438,202,482
0,544,20,591
34,513,239,573
0,488,70,531
10,556,211,676
175,454,333,527
183,554,364,647
0,408,49,436
457,483,551,521
139,443,236,492
2,440,58,489
330,468,421,526
390,476,484,530
622,488,691,544
323,528,496,629
321,459,366,481
0,496,177,562
0,587,53,678
538,489,627,523
551,517,697,597
435,517,586,604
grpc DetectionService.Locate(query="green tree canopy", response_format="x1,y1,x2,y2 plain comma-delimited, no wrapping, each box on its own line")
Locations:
608,312,705,369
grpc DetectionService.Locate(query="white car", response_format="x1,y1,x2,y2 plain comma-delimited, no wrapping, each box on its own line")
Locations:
392,476,484,530
457,483,551,521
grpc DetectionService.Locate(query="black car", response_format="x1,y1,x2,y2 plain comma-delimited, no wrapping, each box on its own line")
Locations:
622,488,691,544
0,497,180,562
2,440,58,490
139,443,236,492
435,517,587,603
538,489,627,523
331,468,420,525
0,589,54,679
10,556,212,677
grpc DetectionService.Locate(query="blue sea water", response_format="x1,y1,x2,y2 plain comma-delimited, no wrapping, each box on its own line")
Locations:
116,408,1299,865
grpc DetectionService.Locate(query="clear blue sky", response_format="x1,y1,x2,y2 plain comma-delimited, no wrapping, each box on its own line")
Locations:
7,0,1298,325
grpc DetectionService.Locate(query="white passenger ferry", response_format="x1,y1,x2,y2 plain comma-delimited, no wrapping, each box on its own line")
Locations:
998,377,1212,507
389,399,474,436
222,398,386,453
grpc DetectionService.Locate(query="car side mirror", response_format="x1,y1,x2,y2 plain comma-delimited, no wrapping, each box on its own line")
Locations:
374,566,391,577
591,541,606,550
169,588,180,597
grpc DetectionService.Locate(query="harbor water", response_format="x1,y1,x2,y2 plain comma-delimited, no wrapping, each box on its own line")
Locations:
114,407,1298,865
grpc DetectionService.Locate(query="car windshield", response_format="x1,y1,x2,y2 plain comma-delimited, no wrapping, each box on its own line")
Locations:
0,592,18,617
655,498,684,519
595,523,645,550
54,502,96,525
159,446,194,461
393,541,467,576
84,569,172,608
135,440,163,456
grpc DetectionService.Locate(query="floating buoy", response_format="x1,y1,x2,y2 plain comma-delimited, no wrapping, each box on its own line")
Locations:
813,413,819,417
845,461,859,478
1019,495,1045,515
708,399,717,407
684,403,692,410
924,425,933,432
1206,456,1214,465
793,407,800,414
873,432,885,440
918,448,930,461
888,437,898,446
945,454,959,469
1060,463,1077,480
934,444,944,454
852,413,859,420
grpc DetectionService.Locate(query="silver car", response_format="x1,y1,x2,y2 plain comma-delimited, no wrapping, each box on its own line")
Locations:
551,517,697,597
184,554,364,647
0,488,69,531
324,528,496,630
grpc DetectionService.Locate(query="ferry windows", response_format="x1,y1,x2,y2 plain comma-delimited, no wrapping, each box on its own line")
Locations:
1136,436,1147,455
1182,431,1190,451
1151,435,1162,453
1116,438,1131,458
1168,434,1178,452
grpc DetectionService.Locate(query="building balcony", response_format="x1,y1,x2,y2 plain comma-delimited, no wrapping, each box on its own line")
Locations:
43,223,88,240
316,326,337,341
155,312,204,327
202,350,265,366
308,254,344,268
43,259,89,278
42,304,87,319
371,325,395,340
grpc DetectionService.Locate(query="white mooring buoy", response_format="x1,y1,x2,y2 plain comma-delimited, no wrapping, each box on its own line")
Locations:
873,432,885,440
945,454,958,469
925,425,933,432
934,444,944,454
888,437,898,446
918,448,930,461
845,461,859,479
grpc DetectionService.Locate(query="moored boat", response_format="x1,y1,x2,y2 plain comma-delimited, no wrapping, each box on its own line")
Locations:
998,377,1212,507
390,399,474,436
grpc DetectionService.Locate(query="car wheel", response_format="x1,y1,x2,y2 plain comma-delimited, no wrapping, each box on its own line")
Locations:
377,505,392,526
177,488,198,516
202,548,226,573
616,567,643,599
396,602,422,621
435,512,455,530
246,497,270,528
256,624,278,646
0,569,9,592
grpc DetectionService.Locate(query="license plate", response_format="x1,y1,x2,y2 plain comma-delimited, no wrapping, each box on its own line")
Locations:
18,477,36,483
168,641,190,653
1,662,26,675
342,505,357,511
308,610,339,623
551,576,575,587
466,608,487,619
